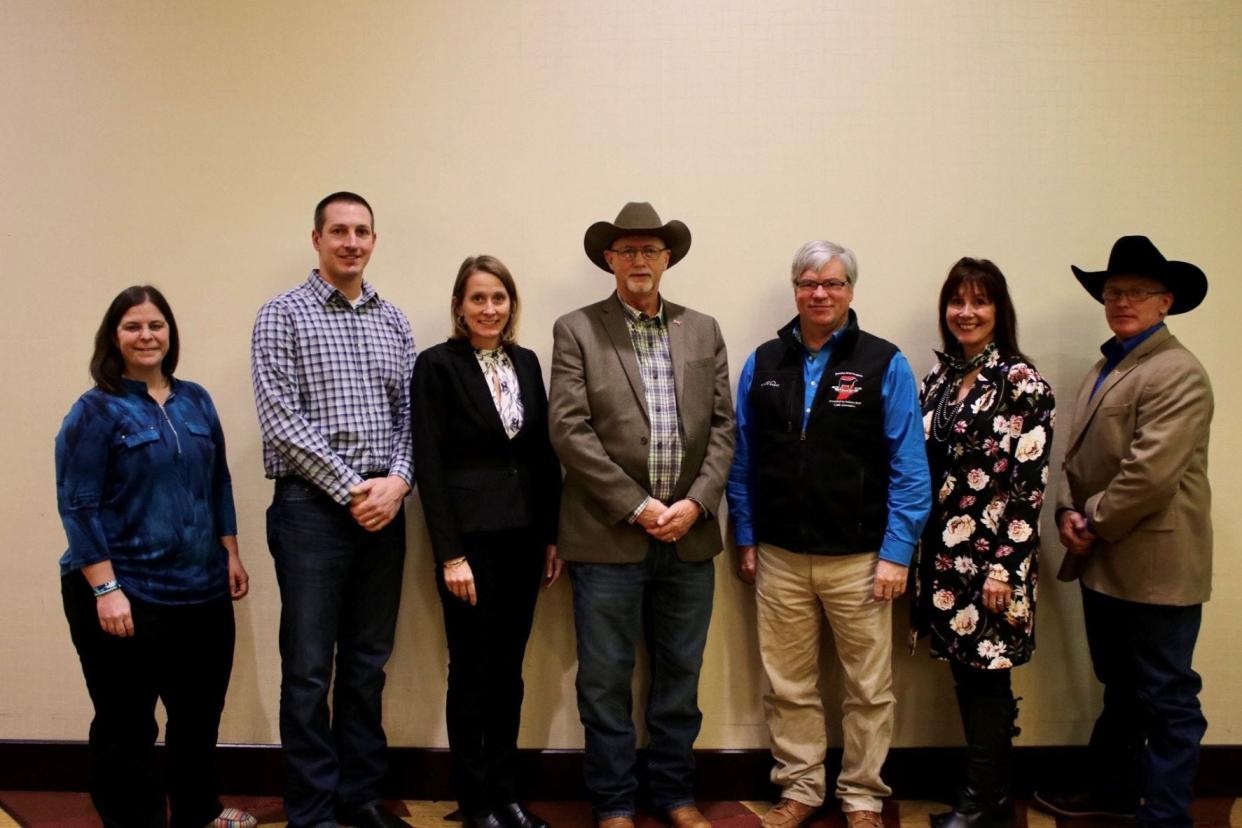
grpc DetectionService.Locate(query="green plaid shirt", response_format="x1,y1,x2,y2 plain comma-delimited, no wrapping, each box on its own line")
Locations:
619,295,683,503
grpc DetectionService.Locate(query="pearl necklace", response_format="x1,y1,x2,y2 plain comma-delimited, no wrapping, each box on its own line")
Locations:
929,346,992,443
931,377,967,443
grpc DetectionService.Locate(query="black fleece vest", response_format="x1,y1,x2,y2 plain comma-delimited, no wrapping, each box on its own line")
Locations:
748,315,897,555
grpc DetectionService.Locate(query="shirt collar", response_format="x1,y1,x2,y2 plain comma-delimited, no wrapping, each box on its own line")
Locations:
791,320,847,354
1100,321,1165,362
308,269,377,308
120,376,176,396
616,292,664,325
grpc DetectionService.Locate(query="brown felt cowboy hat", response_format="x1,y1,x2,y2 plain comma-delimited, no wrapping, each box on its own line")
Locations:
1071,235,1207,314
584,202,692,273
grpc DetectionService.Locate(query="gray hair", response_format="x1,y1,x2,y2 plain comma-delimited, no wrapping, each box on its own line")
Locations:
790,240,858,286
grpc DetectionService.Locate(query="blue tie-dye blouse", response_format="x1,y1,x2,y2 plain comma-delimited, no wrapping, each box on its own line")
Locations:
55,377,237,605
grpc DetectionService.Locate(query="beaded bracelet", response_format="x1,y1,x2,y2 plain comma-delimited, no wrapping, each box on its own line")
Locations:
92,579,121,598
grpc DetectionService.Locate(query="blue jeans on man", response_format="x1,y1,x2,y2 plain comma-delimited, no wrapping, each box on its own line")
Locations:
267,477,406,828
570,542,715,820
1081,586,1207,828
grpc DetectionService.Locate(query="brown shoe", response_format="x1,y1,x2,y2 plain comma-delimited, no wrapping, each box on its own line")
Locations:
844,810,882,828
666,805,711,828
599,818,636,828
761,798,818,828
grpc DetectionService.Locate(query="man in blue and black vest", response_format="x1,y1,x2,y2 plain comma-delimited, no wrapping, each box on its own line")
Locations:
727,240,931,828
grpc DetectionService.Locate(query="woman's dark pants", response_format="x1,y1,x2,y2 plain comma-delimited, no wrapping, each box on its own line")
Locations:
436,528,544,819
62,573,235,828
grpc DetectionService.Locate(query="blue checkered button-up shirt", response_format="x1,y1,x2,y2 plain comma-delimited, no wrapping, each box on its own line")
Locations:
619,296,683,503
251,270,416,505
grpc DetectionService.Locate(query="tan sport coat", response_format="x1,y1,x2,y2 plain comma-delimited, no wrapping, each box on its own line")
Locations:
1056,326,1213,605
549,294,734,563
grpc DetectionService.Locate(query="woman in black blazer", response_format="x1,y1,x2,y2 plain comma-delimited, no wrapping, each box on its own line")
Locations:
412,255,562,828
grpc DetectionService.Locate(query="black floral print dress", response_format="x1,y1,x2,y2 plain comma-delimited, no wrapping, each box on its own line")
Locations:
911,343,1056,669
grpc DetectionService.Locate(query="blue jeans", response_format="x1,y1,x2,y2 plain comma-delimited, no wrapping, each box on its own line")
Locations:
1081,586,1207,828
570,543,715,819
267,477,406,828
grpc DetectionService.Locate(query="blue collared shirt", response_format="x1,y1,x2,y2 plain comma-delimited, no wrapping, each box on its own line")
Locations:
727,325,931,565
251,270,416,504
55,378,238,605
1090,322,1166,399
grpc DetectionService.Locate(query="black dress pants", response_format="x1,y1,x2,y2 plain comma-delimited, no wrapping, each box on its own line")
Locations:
436,528,544,818
62,573,235,828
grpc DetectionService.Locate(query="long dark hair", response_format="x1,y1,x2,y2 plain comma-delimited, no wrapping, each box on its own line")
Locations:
937,257,1024,360
89,285,180,394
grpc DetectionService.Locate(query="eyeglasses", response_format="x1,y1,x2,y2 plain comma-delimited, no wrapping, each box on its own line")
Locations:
608,246,668,261
1101,287,1168,304
795,278,851,293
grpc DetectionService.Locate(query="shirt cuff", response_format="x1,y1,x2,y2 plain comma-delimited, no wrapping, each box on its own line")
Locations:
627,496,651,524
388,459,414,489
878,537,915,566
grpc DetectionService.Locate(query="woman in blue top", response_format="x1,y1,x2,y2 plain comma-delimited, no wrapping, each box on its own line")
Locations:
56,285,256,828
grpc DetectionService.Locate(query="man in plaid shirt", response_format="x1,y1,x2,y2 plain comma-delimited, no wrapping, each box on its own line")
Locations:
549,202,735,828
251,192,415,828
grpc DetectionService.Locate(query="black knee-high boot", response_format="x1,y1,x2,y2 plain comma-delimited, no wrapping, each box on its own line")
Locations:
930,688,1019,828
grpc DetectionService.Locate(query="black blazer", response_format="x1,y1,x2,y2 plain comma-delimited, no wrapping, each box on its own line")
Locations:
412,338,562,563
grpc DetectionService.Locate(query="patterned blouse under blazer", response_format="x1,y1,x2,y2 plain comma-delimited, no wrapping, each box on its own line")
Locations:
912,344,1056,670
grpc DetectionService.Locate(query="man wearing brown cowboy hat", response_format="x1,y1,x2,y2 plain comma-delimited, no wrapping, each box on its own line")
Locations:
548,202,734,828
1033,236,1213,827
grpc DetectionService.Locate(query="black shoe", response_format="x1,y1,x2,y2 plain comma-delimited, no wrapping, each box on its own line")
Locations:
340,801,409,828
1032,790,1136,821
463,813,507,828
929,784,1014,828
928,802,1014,828
497,803,550,828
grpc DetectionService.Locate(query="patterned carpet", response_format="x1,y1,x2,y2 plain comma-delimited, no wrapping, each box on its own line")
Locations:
1,794,1238,828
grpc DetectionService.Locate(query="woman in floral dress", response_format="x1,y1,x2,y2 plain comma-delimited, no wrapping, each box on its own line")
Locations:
913,258,1055,828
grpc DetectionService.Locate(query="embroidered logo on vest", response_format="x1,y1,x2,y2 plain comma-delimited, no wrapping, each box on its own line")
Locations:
830,371,864,407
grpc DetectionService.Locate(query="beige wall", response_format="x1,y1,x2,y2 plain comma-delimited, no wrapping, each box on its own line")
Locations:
3,1,1238,750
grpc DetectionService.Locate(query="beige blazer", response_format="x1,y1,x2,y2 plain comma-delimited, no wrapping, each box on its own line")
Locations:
1056,327,1213,605
549,294,735,563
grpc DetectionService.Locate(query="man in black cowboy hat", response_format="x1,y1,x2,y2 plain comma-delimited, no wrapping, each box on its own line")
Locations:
548,202,734,828
1034,236,1214,827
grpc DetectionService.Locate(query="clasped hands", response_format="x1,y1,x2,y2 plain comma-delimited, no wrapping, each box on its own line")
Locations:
635,497,701,543
348,475,410,532
1058,509,1097,556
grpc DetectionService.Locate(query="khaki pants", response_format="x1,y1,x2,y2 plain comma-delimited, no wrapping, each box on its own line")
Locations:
755,544,894,813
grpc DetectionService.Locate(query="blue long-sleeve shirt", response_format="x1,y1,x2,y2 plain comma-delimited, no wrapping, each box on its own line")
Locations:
55,378,238,605
726,326,931,564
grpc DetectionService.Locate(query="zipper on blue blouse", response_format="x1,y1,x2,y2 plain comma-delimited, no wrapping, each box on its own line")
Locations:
158,398,182,457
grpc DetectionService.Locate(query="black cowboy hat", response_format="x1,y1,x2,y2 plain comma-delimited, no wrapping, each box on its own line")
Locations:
584,202,691,273
1071,235,1207,314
